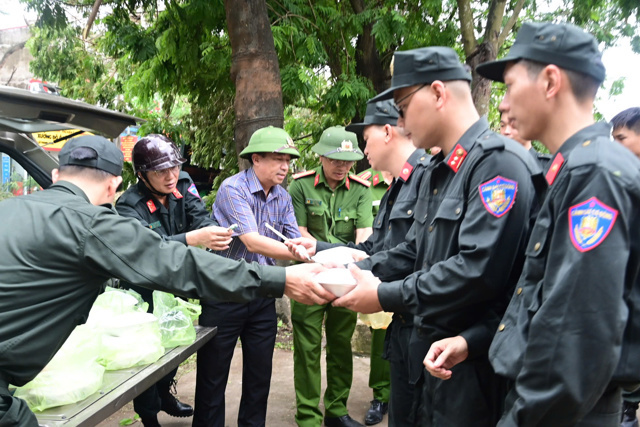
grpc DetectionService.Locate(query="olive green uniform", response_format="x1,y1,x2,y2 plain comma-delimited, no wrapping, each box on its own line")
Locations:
289,166,373,425
357,169,391,405
0,181,285,427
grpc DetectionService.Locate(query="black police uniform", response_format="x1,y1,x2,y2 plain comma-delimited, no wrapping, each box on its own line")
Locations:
317,149,429,425
116,171,218,420
356,118,546,426
490,123,640,426
0,181,285,427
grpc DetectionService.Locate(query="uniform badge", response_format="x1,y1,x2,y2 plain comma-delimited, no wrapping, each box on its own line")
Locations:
172,189,183,199
148,221,161,230
340,140,353,151
479,176,517,218
187,183,200,199
146,199,157,213
569,197,618,252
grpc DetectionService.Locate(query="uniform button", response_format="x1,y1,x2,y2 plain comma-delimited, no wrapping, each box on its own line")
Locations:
407,209,413,215
377,220,381,225
433,188,438,195
498,324,506,331
455,208,461,215
420,156,425,161
583,140,591,147
332,193,335,197
388,225,391,231
344,216,349,221
517,287,523,295
534,242,541,251
428,225,433,232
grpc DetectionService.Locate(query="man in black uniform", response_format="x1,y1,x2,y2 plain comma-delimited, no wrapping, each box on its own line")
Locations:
289,99,430,425
474,22,640,425
116,134,232,426
0,135,331,427
332,47,544,426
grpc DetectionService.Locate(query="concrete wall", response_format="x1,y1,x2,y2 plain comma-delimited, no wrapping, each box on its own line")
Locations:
0,25,34,89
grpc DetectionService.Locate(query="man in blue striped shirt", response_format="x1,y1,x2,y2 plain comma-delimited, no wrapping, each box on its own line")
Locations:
193,126,304,427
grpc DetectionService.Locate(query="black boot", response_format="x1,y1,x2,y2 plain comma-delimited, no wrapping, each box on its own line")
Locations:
159,379,194,418
364,399,388,425
140,415,161,427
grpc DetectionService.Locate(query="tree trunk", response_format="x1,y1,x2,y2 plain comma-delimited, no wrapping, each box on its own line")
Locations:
224,0,284,171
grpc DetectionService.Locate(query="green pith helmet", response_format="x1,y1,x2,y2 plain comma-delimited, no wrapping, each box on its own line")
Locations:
311,126,363,161
239,126,301,160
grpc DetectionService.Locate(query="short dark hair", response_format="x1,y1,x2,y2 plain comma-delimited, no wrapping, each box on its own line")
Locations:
521,59,600,102
248,152,267,166
611,107,640,134
58,147,115,180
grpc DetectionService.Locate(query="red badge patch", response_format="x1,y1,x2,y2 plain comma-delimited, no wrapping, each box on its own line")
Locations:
172,189,183,199
146,200,157,213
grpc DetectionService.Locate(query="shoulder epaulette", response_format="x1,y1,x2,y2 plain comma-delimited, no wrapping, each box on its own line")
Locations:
349,174,371,187
478,134,505,151
357,170,373,180
292,170,316,180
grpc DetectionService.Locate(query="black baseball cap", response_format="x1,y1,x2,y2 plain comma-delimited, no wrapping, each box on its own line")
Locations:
59,135,124,176
371,47,471,102
476,22,606,84
346,100,399,135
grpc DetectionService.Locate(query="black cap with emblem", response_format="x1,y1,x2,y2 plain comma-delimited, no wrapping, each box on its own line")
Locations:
346,100,399,135
371,47,471,102
58,135,124,176
476,22,606,84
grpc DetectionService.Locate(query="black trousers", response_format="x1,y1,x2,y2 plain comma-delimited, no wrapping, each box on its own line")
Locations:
0,385,38,427
384,315,418,427
192,298,277,427
420,356,507,427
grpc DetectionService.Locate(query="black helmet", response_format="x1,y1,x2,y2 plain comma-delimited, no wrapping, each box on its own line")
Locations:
132,134,186,174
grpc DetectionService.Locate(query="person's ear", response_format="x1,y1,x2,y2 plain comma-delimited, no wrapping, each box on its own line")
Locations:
431,81,447,110
108,176,123,198
51,168,60,183
384,124,393,143
542,64,562,99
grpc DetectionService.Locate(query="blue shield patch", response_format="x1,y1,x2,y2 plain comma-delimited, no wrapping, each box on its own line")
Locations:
569,197,618,252
479,176,517,218
187,183,201,199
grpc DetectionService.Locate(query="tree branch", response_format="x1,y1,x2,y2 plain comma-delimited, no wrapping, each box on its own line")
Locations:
485,0,507,46
456,0,478,56
0,41,26,70
83,0,103,39
498,0,526,47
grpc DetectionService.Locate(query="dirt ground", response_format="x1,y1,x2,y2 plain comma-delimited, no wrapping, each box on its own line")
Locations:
97,326,388,427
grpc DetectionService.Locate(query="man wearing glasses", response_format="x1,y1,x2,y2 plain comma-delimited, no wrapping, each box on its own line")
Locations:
332,47,544,426
288,126,373,427
116,134,233,427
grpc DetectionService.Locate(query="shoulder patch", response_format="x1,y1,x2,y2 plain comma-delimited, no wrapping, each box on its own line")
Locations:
349,174,371,187
293,170,315,180
478,176,517,218
569,197,618,252
399,162,414,181
187,183,201,199
358,170,373,180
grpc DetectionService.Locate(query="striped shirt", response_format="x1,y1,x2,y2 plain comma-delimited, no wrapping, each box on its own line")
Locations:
212,167,301,266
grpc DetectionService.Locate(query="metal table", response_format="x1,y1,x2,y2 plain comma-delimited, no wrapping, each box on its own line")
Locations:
35,325,216,427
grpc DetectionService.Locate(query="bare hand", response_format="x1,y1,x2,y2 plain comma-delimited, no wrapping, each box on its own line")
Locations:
331,264,382,313
424,336,469,380
349,248,369,262
285,238,316,262
187,226,233,251
284,263,335,305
